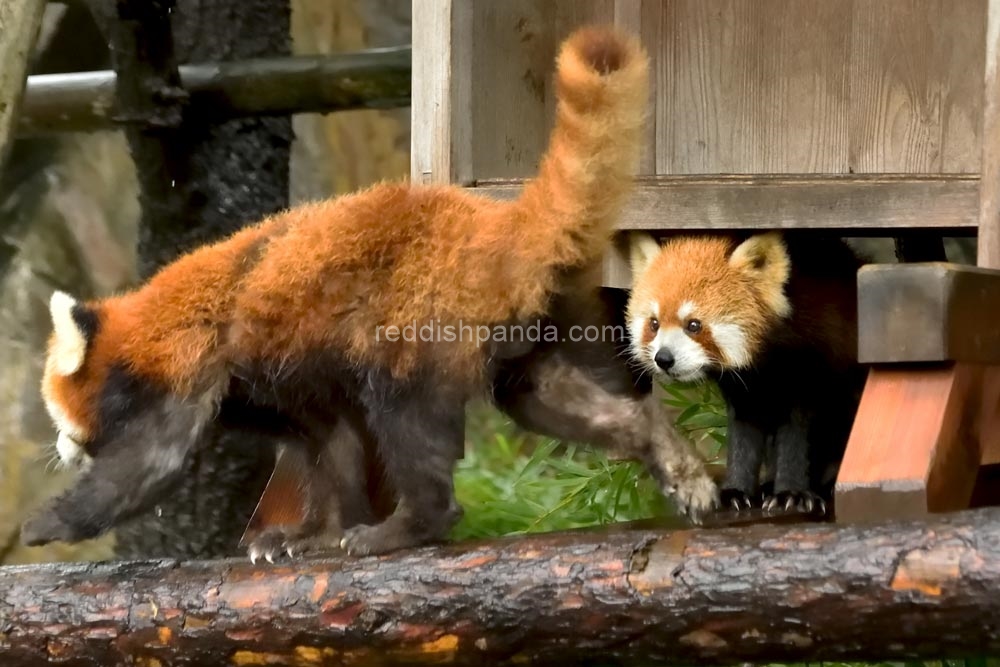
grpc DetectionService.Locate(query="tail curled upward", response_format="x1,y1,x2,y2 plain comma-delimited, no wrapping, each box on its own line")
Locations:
518,25,650,265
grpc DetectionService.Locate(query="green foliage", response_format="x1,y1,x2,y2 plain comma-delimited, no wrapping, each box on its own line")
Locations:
451,379,728,541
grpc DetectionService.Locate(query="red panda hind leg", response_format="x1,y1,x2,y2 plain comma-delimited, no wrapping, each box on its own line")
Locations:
337,372,465,557
244,411,383,562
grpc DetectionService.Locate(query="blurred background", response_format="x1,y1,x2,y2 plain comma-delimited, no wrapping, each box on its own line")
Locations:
0,0,412,564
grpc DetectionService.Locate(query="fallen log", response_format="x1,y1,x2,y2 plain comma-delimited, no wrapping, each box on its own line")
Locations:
3,507,1000,665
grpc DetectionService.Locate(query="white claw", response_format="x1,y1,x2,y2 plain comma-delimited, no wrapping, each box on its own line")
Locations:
265,552,275,564
249,548,260,565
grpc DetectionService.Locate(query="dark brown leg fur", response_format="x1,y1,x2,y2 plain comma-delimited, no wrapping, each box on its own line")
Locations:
245,411,381,562
338,374,465,556
493,287,718,523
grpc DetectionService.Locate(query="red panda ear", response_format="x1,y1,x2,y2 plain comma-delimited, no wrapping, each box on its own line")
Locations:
628,232,662,279
49,291,95,376
729,233,792,318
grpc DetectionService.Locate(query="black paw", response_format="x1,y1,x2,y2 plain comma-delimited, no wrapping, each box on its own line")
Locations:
718,488,755,512
21,508,92,547
762,490,827,516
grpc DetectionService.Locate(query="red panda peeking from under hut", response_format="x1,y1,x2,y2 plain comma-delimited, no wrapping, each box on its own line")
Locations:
23,25,719,559
626,231,867,515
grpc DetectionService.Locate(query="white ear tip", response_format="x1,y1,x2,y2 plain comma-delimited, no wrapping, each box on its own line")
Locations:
48,290,87,376
50,291,77,316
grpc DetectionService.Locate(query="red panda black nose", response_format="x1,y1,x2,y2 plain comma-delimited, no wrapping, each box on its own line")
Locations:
654,348,675,372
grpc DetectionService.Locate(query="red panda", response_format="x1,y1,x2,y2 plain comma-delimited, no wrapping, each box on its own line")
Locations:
22,26,718,558
626,231,867,514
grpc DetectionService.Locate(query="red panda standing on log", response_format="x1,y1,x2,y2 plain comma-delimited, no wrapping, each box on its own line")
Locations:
626,231,867,515
23,26,719,558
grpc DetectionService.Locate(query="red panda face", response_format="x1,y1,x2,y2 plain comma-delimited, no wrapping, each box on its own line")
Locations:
41,291,102,469
626,233,792,384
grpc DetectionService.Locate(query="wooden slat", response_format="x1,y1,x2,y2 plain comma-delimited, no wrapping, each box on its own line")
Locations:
658,0,851,174
980,0,1000,267
613,0,657,175
849,0,984,174
835,364,990,523
477,174,979,289
410,0,473,185
467,0,617,180
857,262,1000,364
476,175,980,230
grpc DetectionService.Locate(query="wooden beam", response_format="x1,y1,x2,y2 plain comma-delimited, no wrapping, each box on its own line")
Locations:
17,49,411,136
835,364,998,523
0,0,47,172
856,262,1000,364
476,175,980,232
410,0,473,185
980,0,1000,268
9,508,1000,664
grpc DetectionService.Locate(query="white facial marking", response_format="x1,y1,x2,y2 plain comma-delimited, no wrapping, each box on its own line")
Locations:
44,395,92,468
45,397,87,443
677,300,696,321
627,301,660,365
650,327,710,383
49,291,88,376
710,321,751,368
55,431,90,468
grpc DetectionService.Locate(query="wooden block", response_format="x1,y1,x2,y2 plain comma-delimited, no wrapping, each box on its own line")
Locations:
858,262,1000,364
835,364,1000,523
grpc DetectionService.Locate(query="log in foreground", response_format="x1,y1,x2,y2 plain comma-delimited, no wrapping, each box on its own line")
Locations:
3,508,1000,665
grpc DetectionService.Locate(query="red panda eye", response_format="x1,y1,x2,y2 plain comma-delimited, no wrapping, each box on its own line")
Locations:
685,319,702,334
648,317,659,333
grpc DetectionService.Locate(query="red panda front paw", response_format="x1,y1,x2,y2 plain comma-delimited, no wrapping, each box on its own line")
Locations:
718,488,755,513
762,490,827,517
669,474,719,525
21,508,83,547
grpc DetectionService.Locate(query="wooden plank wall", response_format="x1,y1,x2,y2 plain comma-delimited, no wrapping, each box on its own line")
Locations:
468,0,985,181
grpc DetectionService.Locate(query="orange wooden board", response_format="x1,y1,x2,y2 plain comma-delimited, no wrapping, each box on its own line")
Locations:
836,363,1000,523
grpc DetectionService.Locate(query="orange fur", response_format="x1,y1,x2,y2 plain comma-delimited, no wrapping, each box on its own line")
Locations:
43,25,650,444
628,236,782,369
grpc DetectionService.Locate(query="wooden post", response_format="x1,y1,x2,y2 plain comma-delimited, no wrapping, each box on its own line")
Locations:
981,0,1000,268
836,263,1000,522
410,0,473,186
0,0,47,173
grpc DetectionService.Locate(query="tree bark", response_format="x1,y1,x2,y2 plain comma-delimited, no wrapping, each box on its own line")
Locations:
18,48,411,136
1,508,1000,665
90,0,291,560
0,0,47,173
